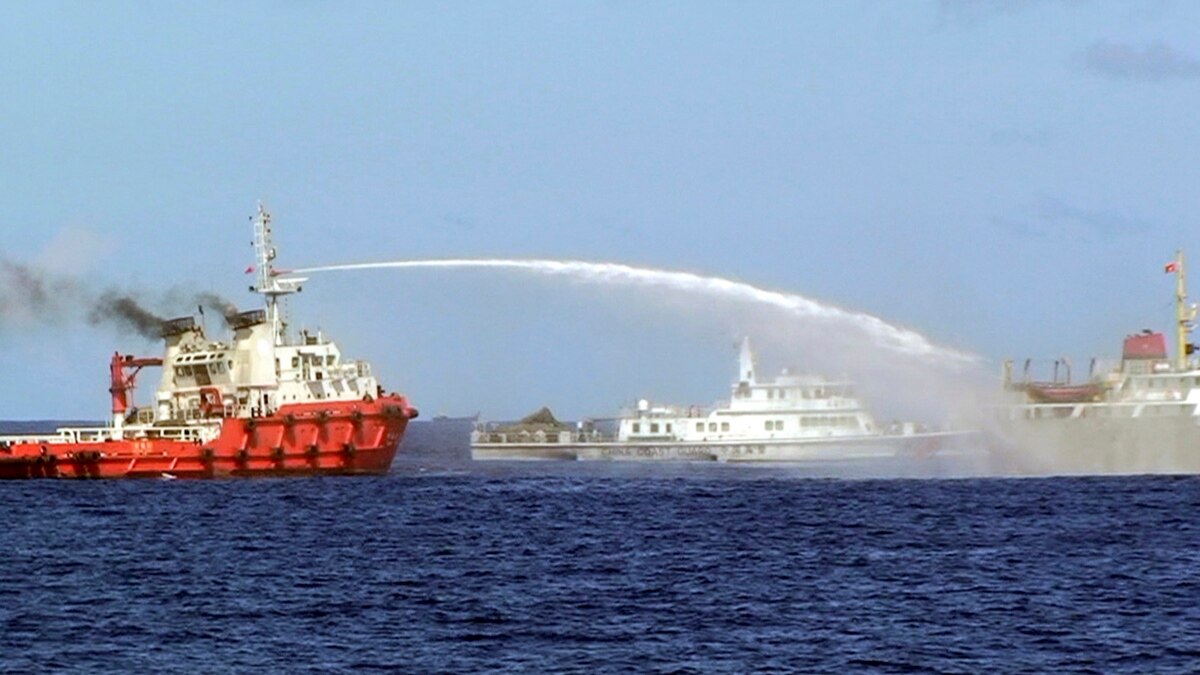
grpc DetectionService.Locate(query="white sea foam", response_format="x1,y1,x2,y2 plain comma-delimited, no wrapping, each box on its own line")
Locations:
294,259,980,367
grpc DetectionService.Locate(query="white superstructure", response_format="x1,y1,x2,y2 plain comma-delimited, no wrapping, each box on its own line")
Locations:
151,204,382,426
615,338,891,445
472,338,970,462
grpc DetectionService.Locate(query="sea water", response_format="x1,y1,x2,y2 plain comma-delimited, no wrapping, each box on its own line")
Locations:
1,419,1197,673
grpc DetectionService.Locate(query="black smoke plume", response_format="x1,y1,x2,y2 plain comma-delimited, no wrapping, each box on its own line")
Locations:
88,292,165,339
1,259,241,339
195,292,241,325
0,260,75,317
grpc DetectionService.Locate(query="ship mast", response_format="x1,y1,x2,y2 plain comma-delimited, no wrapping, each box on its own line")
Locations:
738,336,757,385
250,203,306,345
1170,249,1195,370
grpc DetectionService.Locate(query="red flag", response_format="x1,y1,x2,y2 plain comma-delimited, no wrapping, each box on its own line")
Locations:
244,265,255,274
1165,262,1179,273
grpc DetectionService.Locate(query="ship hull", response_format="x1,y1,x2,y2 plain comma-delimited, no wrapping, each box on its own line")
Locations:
471,430,978,463
0,396,414,479
993,415,1200,475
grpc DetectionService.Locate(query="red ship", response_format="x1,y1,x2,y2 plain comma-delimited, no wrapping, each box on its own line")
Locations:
0,204,417,479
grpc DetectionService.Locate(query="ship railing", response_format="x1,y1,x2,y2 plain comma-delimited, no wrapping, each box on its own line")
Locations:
0,426,206,445
141,426,209,442
0,433,65,445
43,425,210,444
175,403,261,422
470,430,617,444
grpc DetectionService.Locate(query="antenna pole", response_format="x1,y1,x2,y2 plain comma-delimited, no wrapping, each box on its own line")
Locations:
249,202,305,345
1175,249,1189,370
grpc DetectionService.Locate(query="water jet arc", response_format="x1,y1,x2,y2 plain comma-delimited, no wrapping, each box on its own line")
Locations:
293,258,978,366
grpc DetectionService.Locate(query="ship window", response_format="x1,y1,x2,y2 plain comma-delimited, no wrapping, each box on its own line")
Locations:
632,423,640,433
767,389,774,399
696,422,704,432
665,423,672,433
708,422,717,432
721,422,730,432
181,366,193,376
765,420,772,431
326,355,335,365
292,356,300,368
650,423,659,433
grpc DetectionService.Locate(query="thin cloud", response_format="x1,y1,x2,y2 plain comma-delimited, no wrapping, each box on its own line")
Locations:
936,0,1076,27
1083,40,1200,81
993,196,1151,239
1036,196,1151,235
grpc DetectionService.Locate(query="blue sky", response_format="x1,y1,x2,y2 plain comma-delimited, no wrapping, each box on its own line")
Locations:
3,1,1200,420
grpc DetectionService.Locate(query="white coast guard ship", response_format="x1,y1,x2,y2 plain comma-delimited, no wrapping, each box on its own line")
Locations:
471,338,973,462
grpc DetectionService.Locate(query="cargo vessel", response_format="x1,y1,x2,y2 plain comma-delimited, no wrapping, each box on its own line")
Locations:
0,204,418,479
997,250,1200,474
472,338,975,462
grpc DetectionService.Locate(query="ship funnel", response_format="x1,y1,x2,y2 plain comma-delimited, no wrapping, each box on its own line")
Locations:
160,316,197,338
229,309,267,330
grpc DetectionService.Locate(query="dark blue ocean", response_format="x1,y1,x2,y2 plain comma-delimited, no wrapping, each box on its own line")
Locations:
2,419,1198,673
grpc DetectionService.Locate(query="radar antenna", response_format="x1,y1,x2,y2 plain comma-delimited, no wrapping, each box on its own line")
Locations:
250,202,308,344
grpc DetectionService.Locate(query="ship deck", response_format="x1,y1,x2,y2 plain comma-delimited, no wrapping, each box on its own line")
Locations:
471,429,980,462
